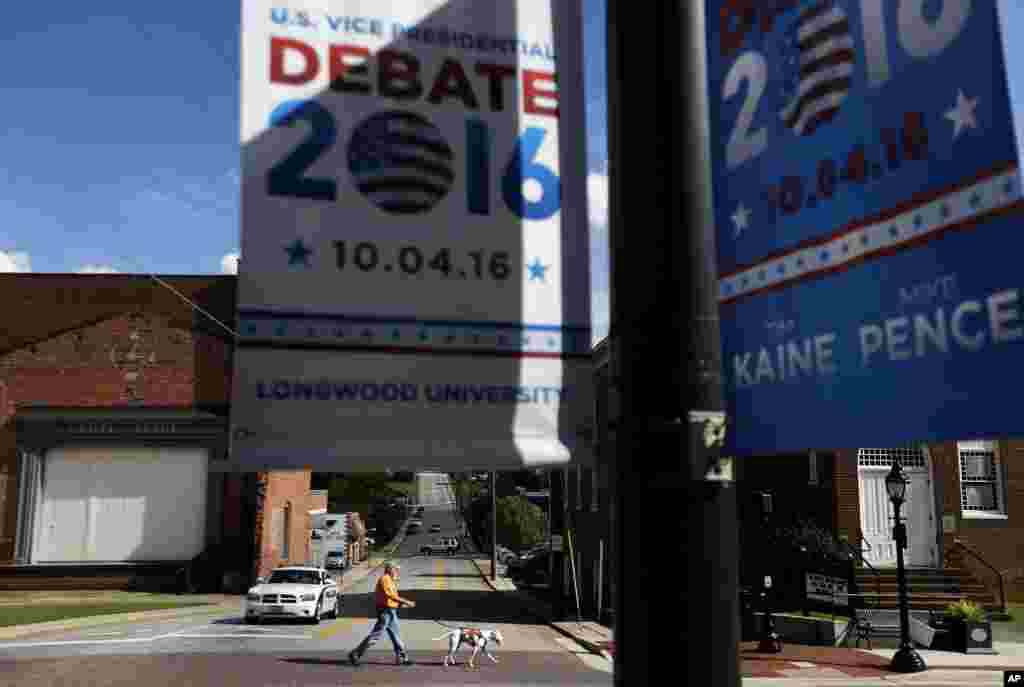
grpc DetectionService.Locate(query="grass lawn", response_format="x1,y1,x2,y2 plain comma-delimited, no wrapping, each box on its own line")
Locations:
0,600,213,627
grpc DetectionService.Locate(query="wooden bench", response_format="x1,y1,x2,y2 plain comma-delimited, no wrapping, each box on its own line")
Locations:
852,608,936,649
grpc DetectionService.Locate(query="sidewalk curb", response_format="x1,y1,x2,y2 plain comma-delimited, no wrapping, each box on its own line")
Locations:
339,515,412,592
469,558,613,661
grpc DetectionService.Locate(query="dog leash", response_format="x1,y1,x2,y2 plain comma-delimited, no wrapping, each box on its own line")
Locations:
433,619,462,630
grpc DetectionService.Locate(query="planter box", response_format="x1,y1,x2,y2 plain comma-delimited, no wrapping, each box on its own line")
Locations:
748,612,848,646
950,619,996,654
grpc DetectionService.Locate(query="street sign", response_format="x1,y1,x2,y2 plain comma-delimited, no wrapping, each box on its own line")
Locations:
227,0,593,471
706,1,1024,454
805,572,849,606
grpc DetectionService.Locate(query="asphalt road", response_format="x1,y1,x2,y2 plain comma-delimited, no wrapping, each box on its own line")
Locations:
0,503,612,686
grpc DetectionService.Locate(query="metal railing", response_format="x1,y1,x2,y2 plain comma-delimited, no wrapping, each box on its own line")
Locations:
944,538,1006,616
838,531,881,608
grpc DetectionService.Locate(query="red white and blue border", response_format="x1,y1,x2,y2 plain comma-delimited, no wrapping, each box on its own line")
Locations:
237,309,592,358
718,163,1022,306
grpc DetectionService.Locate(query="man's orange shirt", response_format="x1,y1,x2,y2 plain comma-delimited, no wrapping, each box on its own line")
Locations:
375,573,400,609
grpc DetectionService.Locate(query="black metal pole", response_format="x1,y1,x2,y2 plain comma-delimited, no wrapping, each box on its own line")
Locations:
890,496,926,672
608,2,740,685
550,468,566,619
896,517,910,648
491,471,497,582
758,493,781,653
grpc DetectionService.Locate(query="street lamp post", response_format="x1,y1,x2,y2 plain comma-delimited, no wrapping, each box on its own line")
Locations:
757,492,782,653
885,460,927,673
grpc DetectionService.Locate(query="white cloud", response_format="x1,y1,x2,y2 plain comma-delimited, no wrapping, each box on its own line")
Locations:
588,166,609,231
0,250,31,272
221,252,240,274
76,265,120,274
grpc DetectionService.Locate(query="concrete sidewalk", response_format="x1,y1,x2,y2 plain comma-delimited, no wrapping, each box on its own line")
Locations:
469,558,1022,685
470,558,614,659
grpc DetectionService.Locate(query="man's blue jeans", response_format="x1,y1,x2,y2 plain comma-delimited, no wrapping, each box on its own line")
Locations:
354,608,406,657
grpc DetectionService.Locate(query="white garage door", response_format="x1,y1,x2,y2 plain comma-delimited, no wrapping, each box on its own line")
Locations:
35,447,208,563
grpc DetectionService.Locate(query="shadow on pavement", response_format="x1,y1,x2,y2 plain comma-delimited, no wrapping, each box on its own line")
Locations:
413,573,483,578
339,590,547,624
210,617,314,626
281,656,447,668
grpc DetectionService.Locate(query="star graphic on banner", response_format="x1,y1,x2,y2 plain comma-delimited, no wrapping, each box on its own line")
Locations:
527,259,549,281
285,239,313,267
945,89,979,139
732,203,751,237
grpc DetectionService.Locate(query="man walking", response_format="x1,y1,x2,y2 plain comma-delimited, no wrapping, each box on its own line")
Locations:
349,562,416,666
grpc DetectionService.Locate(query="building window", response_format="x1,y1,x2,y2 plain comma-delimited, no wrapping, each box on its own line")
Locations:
857,446,926,468
272,508,285,556
957,441,1006,518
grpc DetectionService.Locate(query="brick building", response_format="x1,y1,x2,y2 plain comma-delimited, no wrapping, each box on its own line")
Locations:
0,273,323,590
570,337,1024,628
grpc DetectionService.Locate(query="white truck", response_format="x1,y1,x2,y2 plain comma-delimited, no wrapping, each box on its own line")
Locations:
420,536,459,556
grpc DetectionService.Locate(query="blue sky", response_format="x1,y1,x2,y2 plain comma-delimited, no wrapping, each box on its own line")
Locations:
4,1,1024,344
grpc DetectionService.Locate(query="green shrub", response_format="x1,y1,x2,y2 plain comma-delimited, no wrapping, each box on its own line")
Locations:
945,599,986,622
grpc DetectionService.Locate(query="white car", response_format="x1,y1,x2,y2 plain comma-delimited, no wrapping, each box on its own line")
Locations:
245,566,340,624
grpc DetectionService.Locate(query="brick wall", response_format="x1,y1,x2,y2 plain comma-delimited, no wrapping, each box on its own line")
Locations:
831,441,1024,603
933,439,1024,603
833,449,860,542
0,275,236,562
255,470,319,578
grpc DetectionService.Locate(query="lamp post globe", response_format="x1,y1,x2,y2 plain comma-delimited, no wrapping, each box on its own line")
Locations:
885,460,927,673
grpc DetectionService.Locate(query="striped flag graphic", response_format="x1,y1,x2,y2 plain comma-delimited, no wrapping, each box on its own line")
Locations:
778,1,855,136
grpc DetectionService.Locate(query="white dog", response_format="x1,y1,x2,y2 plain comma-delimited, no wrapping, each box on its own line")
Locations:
433,628,503,668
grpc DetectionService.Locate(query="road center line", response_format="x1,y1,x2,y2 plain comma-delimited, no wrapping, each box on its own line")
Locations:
434,557,448,591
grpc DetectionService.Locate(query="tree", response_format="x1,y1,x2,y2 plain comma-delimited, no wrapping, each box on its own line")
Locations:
327,472,405,531
495,495,546,552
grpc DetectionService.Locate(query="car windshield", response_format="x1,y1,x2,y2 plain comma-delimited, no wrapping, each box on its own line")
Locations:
267,570,320,585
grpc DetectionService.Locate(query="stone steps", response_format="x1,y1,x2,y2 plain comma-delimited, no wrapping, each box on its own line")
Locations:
851,566,999,611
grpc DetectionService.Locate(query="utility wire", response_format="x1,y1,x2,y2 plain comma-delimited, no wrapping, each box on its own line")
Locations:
147,273,240,340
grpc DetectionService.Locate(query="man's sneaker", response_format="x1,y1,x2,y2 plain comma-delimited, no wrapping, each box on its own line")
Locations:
396,654,413,666
348,651,360,666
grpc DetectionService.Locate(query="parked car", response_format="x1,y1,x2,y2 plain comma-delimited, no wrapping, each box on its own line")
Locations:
244,566,340,624
495,545,518,564
407,520,423,533
420,537,459,556
510,551,551,586
430,524,441,533
324,550,347,571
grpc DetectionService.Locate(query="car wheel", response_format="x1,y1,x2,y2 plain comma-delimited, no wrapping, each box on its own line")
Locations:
329,598,339,619
311,598,322,624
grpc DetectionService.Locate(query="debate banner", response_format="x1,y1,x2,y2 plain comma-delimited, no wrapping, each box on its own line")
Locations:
225,0,592,471
706,1,1024,454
